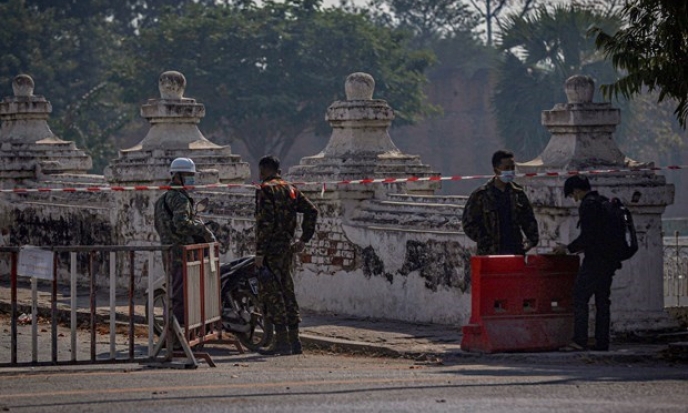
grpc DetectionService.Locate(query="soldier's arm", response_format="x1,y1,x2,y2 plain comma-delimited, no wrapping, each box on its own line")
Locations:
168,193,207,238
461,190,485,242
295,191,318,243
518,192,539,247
255,186,276,256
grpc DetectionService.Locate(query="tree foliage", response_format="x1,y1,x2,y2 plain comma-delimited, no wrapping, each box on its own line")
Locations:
591,0,688,127
624,91,684,163
362,0,479,48
0,0,131,172
492,4,625,159
21,0,224,34
1,0,436,171
469,0,539,46
116,0,436,163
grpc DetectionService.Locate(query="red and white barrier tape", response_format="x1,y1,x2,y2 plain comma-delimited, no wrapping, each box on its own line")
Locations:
0,164,685,194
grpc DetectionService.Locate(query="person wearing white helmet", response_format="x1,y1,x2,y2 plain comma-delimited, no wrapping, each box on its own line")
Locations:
153,157,214,325
168,157,197,183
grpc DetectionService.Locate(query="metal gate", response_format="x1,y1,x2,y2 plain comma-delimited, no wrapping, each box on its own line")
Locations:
664,232,688,307
0,244,231,368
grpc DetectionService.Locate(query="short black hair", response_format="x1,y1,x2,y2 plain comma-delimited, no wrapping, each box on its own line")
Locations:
491,150,514,168
258,155,280,171
564,175,591,197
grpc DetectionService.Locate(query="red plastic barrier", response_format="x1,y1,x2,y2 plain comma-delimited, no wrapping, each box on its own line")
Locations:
461,254,579,353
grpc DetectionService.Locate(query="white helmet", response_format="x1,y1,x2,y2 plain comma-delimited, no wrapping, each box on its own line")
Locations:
169,157,196,174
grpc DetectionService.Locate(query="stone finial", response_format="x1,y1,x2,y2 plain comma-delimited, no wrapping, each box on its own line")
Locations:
564,75,594,104
0,74,92,176
105,71,250,184
12,74,35,98
159,71,186,100
287,72,438,194
519,73,624,171
345,72,375,100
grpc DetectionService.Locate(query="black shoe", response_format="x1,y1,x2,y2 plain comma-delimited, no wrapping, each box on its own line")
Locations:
590,345,609,352
258,329,292,356
288,325,302,355
258,344,292,356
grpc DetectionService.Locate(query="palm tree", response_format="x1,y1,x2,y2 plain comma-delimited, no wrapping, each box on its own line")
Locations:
492,4,624,159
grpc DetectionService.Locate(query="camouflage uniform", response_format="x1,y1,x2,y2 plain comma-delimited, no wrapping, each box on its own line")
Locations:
255,175,318,327
462,177,539,255
153,188,211,323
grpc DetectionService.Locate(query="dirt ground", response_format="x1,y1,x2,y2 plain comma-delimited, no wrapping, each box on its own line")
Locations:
0,311,153,365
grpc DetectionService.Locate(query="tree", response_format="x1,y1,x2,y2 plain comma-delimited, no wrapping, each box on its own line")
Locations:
624,91,684,164
363,0,479,48
115,0,436,164
591,0,688,128
0,0,131,172
347,1,489,80
468,0,539,46
492,4,625,159
21,0,223,35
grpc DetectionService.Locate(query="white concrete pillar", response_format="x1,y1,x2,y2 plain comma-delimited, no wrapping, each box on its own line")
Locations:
104,70,250,185
288,72,438,196
0,74,92,181
522,75,675,332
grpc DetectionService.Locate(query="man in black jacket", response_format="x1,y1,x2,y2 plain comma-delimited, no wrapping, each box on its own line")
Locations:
462,150,539,255
554,175,620,352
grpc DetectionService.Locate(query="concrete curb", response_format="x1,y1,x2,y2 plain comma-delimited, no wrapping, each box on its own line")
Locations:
300,333,408,358
300,332,675,365
2,301,680,365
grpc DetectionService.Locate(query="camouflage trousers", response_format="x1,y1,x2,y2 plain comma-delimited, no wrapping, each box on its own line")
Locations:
162,247,185,324
259,253,301,326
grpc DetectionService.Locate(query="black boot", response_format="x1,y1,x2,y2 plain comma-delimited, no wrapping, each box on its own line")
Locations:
289,324,302,355
259,325,292,356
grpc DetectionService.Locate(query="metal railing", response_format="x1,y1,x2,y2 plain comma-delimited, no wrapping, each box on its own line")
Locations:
0,245,171,367
664,231,688,307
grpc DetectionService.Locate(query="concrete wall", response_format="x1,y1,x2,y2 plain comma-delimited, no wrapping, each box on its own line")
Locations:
0,72,679,333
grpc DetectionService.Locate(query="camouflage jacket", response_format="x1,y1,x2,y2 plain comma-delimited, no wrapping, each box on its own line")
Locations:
153,188,208,246
255,175,318,257
461,178,539,255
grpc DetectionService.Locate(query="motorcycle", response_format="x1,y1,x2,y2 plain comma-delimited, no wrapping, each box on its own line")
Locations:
146,200,274,351
219,254,274,351
146,254,274,352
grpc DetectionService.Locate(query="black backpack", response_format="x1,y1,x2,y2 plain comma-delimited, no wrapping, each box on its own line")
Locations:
601,196,638,262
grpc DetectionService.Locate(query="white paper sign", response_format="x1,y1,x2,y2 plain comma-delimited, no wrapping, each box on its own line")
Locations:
18,246,54,280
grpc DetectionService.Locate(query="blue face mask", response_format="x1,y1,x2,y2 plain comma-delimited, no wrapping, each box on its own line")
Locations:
183,176,195,186
498,170,515,183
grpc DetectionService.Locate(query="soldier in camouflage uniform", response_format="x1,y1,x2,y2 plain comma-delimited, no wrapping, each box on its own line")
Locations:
462,150,539,256
154,157,214,324
255,155,318,356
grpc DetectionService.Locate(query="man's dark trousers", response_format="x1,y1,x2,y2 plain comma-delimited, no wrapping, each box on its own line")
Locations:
164,245,186,325
572,259,616,350
170,261,185,324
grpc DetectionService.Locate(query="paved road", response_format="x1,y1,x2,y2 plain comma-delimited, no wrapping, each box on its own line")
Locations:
2,283,687,413
1,347,687,413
